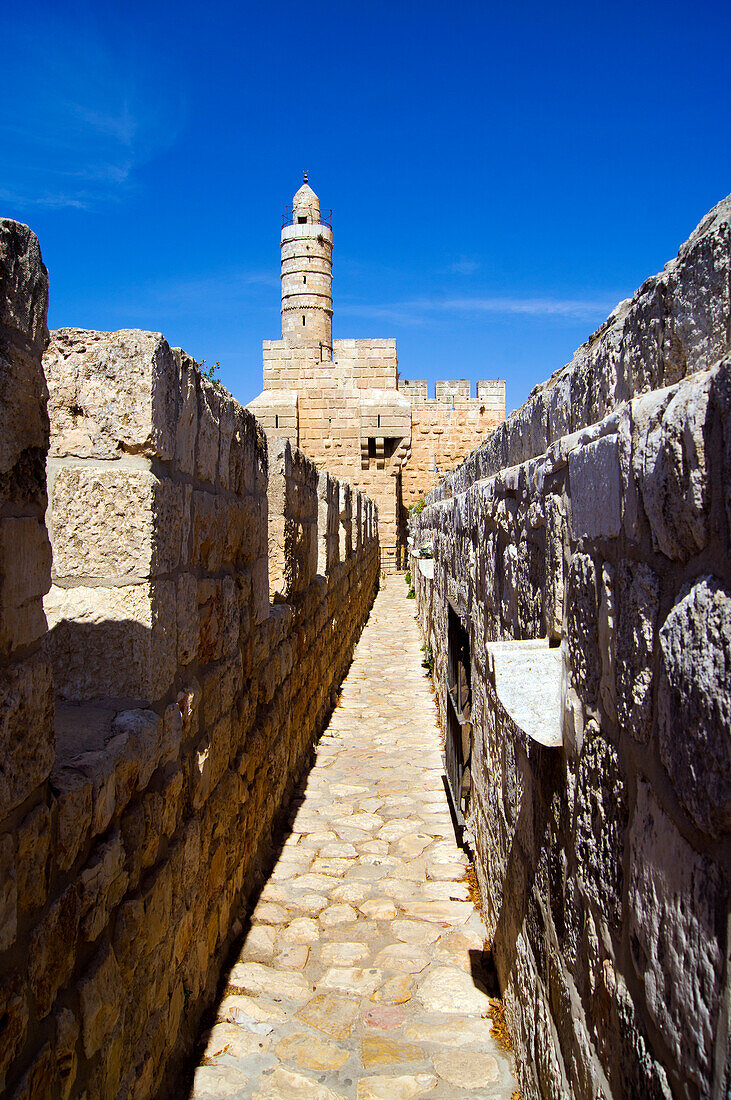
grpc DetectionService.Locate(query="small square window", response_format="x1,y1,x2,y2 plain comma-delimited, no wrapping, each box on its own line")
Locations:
298,216,307,224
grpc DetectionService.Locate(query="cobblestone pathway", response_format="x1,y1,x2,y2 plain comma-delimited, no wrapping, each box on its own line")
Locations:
192,574,519,1099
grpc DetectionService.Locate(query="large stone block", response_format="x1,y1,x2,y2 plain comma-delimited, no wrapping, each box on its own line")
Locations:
573,722,627,928
0,516,52,656
666,210,731,379
0,651,54,818
628,781,725,1093
0,972,28,1090
566,553,599,706
45,329,177,461
17,802,51,912
29,884,81,1017
50,466,183,579
633,371,713,561
176,573,199,665
658,576,731,837
172,349,199,476
196,378,221,484
0,220,49,478
45,580,176,703
78,943,122,1057
615,560,659,744
0,832,17,951
569,434,621,541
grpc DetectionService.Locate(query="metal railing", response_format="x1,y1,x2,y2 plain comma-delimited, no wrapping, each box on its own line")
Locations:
282,208,333,230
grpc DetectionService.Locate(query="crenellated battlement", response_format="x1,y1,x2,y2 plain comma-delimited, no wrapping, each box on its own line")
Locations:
398,376,505,408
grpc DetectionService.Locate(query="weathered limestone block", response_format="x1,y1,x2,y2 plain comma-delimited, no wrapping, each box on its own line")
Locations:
0,219,49,484
574,722,627,928
50,466,183,579
29,884,81,1017
78,943,122,1057
0,832,17,952
8,1042,55,1100
616,560,659,744
569,434,621,541
598,563,616,723
0,651,54,818
658,576,731,837
45,581,176,702
112,709,164,791
0,516,52,656
176,573,199,665
628,781,725,1093
52,763,93,872
79,828,128,942
0,973,29,1091
55,1007,80,1100
566,553,599,705
196,376,221,484
45,329,177,461
17,802,51,912
666,202,731,379
618,276,666,397
172,348,199,476
542,494,565,643
633,370,713,561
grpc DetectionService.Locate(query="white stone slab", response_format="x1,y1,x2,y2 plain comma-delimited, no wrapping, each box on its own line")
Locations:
485,639,563,747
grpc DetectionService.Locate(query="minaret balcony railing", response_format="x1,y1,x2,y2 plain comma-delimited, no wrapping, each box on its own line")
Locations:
282,207,333,229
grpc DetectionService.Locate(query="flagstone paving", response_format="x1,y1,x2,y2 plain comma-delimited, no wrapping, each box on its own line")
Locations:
192,574,519,1099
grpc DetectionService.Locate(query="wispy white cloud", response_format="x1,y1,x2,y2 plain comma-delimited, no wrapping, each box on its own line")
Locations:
0,12,183,212
339,294,616,325
0,187,89,211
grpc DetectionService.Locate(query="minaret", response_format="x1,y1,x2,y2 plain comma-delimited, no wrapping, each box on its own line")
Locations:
281,174,333,351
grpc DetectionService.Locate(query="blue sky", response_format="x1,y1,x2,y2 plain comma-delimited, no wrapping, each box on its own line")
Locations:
2,0,729,412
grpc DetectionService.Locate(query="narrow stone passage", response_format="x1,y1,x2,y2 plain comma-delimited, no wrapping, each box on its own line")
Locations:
191,575,519,1099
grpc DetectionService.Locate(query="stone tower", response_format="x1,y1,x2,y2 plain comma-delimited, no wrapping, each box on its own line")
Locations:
248,177,506,561
280,175,333,350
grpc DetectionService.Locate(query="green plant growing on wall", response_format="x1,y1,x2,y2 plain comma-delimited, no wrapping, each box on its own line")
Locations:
421,644,434,674
196,358,233,400
405,570,411,587
409,497,426,515
407,587,415,599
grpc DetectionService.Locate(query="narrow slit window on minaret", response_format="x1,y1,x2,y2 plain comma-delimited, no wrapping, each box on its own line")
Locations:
303,276,306,284
302,315,306,326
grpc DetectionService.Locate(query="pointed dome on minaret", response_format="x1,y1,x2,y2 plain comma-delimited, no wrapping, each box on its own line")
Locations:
292,173,321,224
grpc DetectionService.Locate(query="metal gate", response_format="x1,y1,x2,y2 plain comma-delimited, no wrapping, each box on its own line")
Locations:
380,545,406,573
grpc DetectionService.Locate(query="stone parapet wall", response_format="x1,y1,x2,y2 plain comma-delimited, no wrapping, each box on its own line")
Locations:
403,395,505,508
410,197,731,1100
0,251,379,1100
0,221,56,1099
426,197,731,504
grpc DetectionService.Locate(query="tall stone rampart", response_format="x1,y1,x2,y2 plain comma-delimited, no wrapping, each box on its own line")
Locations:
0,231,379,1100
0,220,56,1099
410,196,731,1099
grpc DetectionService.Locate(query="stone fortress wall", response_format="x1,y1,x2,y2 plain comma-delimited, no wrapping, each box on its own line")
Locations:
0,219,379,1100
398,378,506,508
410,196,731,1099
